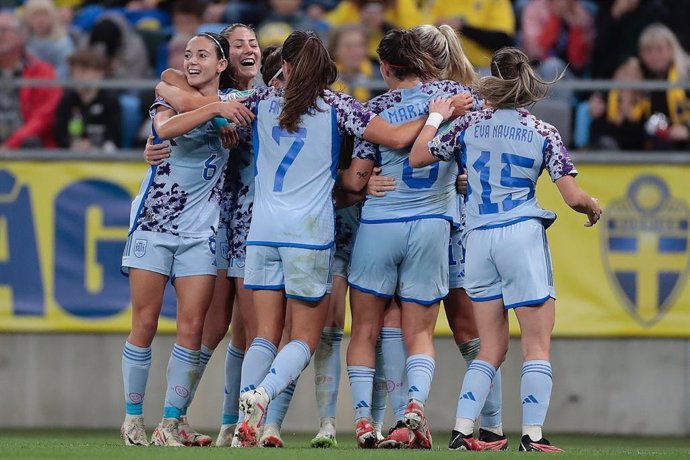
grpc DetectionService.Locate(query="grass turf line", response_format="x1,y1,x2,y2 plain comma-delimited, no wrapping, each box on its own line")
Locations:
0,430,689,460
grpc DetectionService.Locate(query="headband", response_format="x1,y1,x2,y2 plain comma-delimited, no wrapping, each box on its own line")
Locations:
270,67,283,83
202,33,226,61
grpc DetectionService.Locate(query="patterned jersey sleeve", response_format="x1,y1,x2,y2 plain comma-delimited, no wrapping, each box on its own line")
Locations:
365,90,401,114
539,121,578,181
149,96,176,119
324,90,378,137
427,118,464,162
239,86,274,113
353,138,377,162
427,109,496,162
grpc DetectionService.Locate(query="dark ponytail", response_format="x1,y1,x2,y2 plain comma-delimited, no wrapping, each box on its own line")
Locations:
279,31,338,132
376,29,439,82
260,44,284,85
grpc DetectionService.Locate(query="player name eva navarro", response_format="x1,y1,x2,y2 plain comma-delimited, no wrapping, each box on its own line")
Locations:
474,123,535,143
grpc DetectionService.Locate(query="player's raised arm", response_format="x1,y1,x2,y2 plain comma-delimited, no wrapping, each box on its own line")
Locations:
362,97,454,149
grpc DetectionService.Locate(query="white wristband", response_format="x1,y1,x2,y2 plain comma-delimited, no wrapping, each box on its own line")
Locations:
425,112,444,129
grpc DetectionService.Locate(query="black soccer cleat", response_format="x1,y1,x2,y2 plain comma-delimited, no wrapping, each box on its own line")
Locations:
518,434,564,452
478,428,509,451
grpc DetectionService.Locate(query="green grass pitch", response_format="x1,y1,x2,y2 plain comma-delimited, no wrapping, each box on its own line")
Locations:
1,430,689,460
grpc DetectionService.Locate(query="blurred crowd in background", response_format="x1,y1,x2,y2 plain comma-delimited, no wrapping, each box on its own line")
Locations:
2,0,690,153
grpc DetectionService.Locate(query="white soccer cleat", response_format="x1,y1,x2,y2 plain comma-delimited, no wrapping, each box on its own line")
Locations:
120,415,149,446
260,423,284,448
237,388,270,447
150,418,186,447
177,416,212,447
231,425,242,448
310,418,337,448
216,424,236,447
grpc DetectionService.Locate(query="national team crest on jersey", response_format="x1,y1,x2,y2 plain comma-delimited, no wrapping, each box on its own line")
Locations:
134,239,147,258
602,175,690,326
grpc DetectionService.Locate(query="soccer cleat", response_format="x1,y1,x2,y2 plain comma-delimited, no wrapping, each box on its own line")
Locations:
354,418,378,448
237,388,270,447
478,428,509,451
215,424,236,447
448,430,493,451
177,416,212,447
120,415,149,446
260,423,284,448
519,435,564,452
150,418,185,447
377,420,412,449
403,400,432,449
310,419,337,448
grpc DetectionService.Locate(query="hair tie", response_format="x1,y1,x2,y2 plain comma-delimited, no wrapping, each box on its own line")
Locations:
492,60,504,79
202,33,226,61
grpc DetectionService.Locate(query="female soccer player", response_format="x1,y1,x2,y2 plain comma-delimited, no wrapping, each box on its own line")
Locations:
154,23,262,447
410,47,602,452
120,32,253,447
234,30,453,448
338,27,474,450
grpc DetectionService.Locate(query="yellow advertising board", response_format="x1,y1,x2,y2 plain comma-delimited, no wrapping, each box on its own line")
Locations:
0,161,689,335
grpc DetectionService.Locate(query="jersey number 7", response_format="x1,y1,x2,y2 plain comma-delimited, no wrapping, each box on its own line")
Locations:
272,126,307,192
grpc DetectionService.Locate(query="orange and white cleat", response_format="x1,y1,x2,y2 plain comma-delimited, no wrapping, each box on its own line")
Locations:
177,416,212,447
354,418,378,449
377,421,412,449
237,388,269,447
403,400,432,449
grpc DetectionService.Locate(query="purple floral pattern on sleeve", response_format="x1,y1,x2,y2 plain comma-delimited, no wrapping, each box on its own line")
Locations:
323,89,377,137
149,97,175,119
516,109,577,181
428,109,496,161
353,138,377,162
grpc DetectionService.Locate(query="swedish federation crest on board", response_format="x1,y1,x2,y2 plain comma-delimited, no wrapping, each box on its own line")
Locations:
602,175,690,326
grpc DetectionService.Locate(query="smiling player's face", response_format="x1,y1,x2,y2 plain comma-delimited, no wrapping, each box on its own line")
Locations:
184,36,226,89
225,27,261,88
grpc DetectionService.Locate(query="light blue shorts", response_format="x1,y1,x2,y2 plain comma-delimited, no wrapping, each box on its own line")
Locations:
228,257,246,279
348,219,450,305
448,226,465,290
216,227,231,271
122,229,217,278
464,218,555,309
243,245,333,302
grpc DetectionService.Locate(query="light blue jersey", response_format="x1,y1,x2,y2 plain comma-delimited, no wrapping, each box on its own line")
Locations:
242,86,376,249
428,108,577,235
128,98,229,238
354,81,477,224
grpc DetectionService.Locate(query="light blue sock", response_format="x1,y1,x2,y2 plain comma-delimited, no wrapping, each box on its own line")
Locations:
265,379,298,428
222,343,245,425
347,365,375,420
458,339,503,429
371,338,387,431
521,360,553,427
181,344,213,417
240,337,277,396
406,354,435,404
163,344,200,420
260,339,312,400
457,359,496,424
122,341,151,416
314,327,343,420
381,327,407,421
